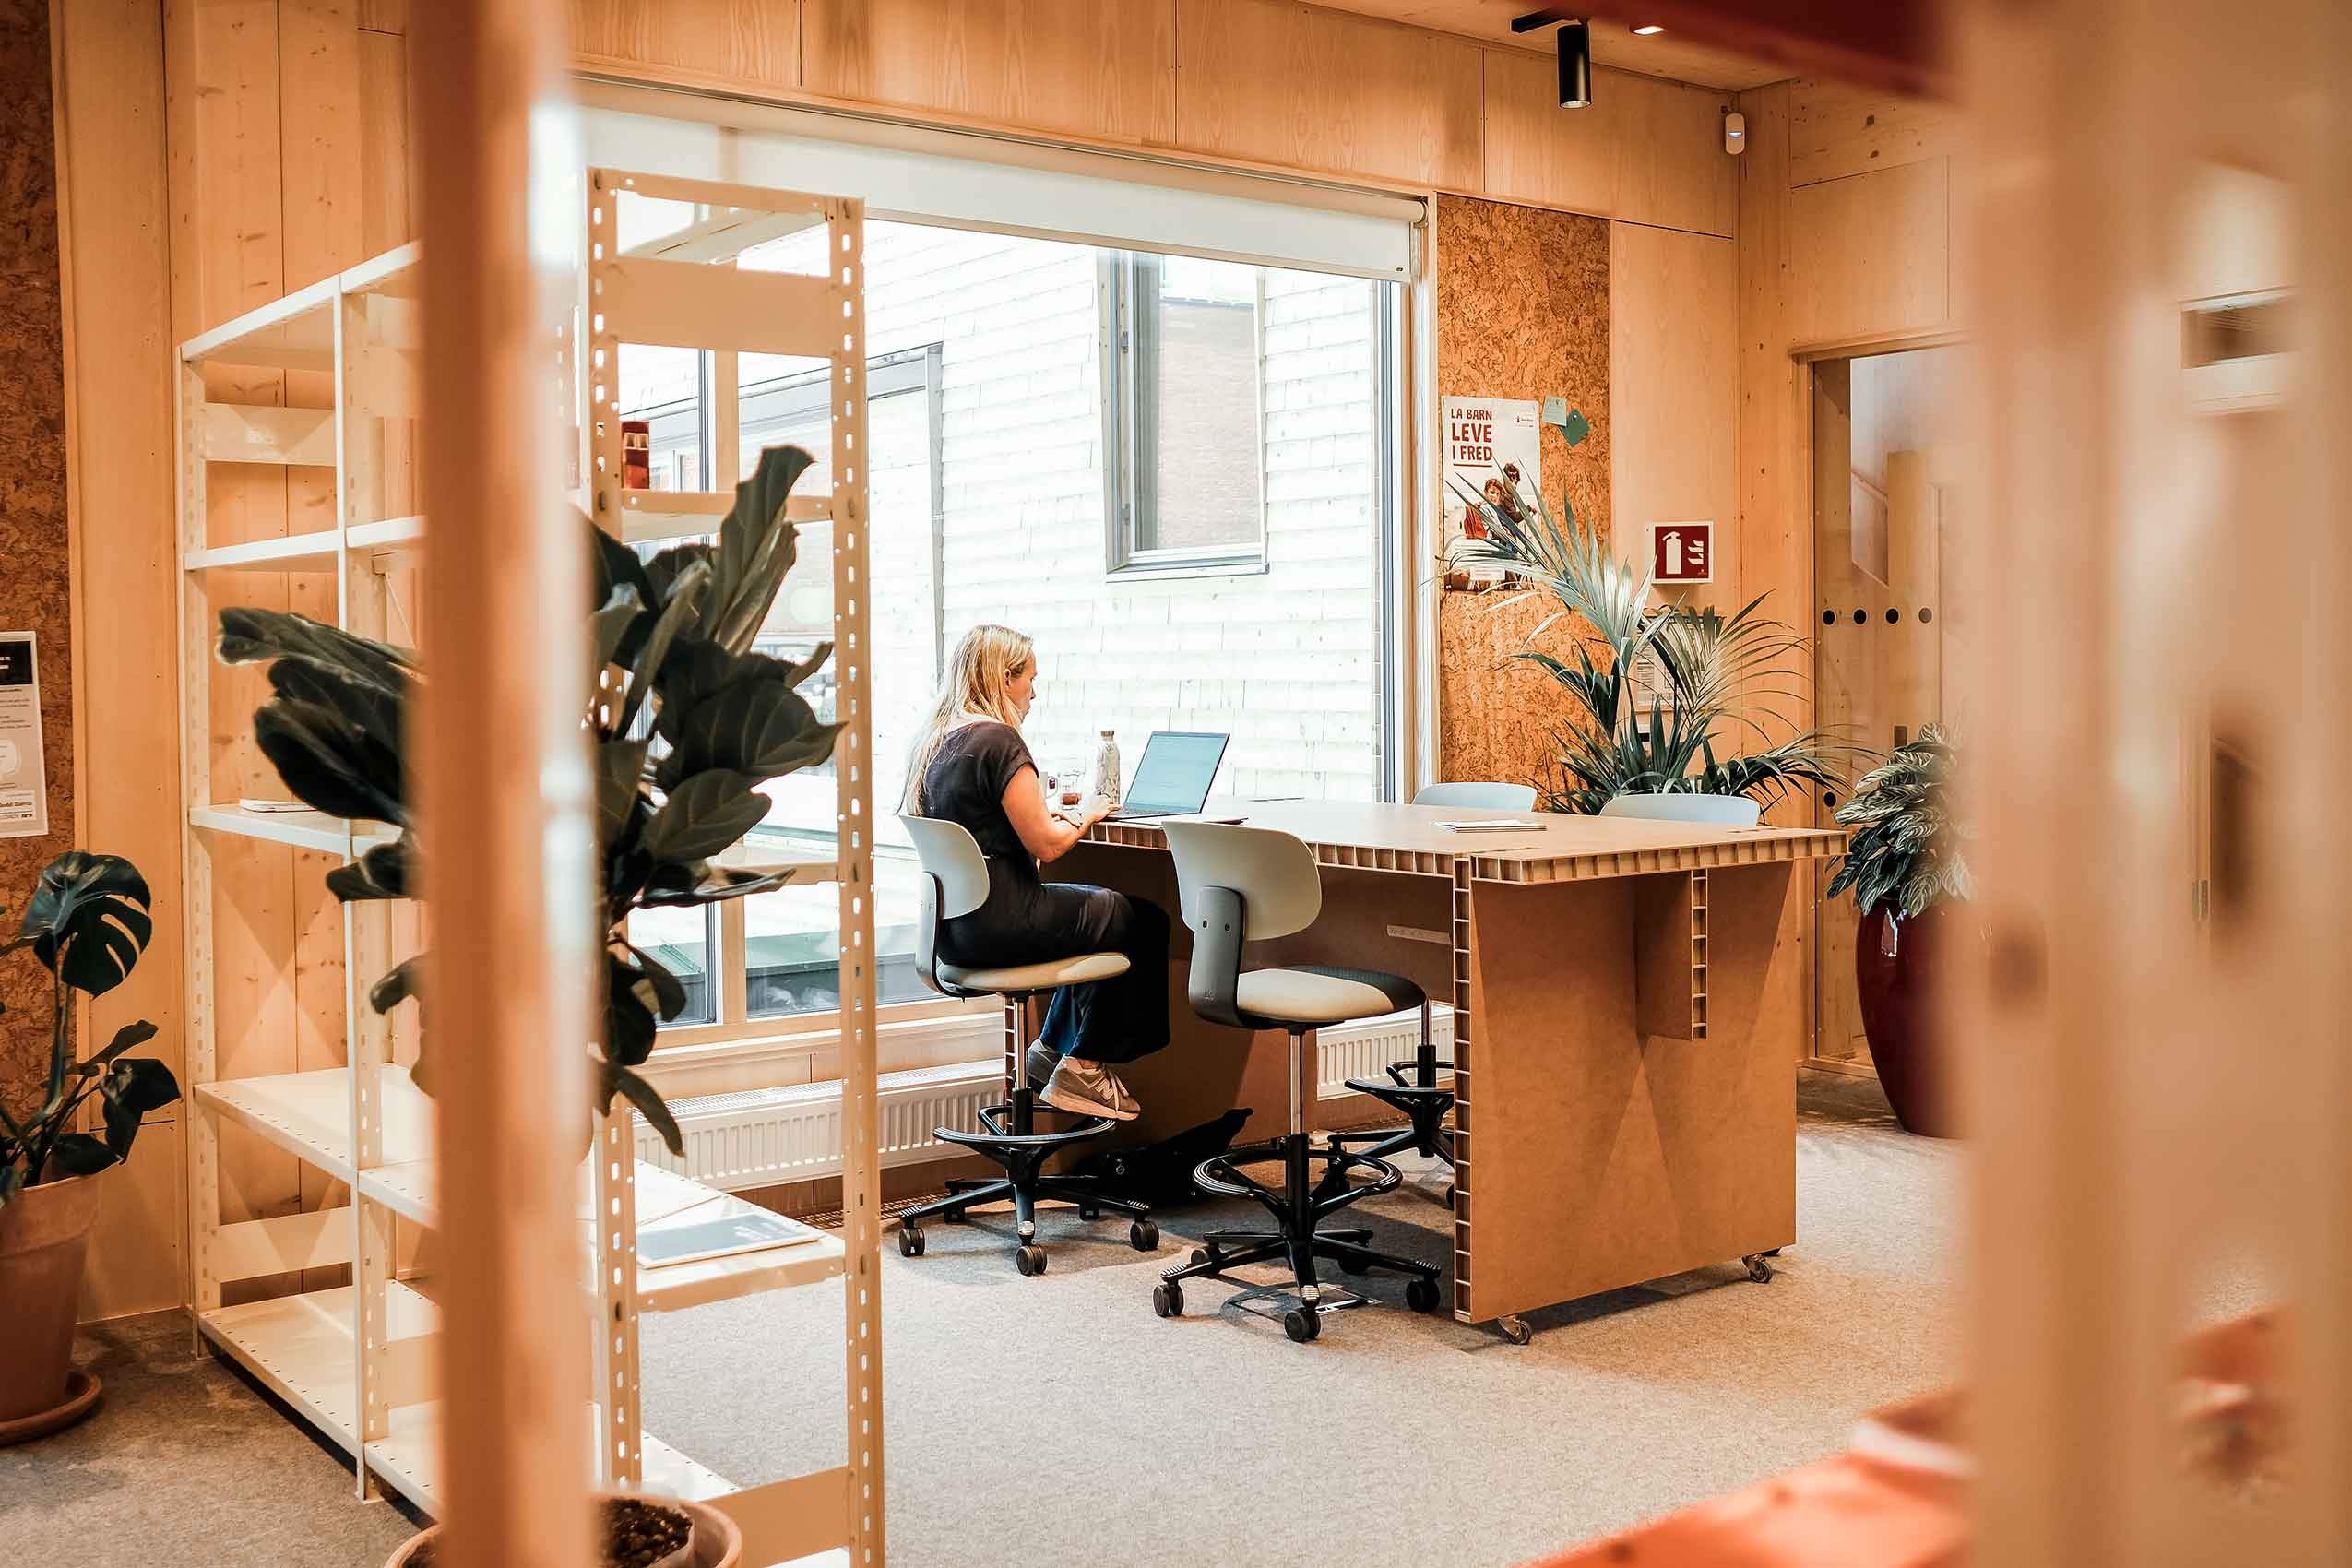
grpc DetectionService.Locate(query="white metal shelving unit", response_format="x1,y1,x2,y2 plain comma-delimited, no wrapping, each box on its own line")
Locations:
176,168,883,1566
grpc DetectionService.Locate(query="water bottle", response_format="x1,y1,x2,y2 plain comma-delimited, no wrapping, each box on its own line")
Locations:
1092,730,1122,807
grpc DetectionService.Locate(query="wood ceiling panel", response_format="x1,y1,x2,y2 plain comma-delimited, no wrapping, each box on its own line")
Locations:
1301,0,1795,90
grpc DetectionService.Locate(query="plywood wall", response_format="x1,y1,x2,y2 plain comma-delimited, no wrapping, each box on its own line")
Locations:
0,0,75,1121
576,0,1742,234
1431,195,1610,792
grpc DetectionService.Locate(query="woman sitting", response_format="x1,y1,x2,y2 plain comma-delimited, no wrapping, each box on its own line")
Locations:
903,624,1172,1120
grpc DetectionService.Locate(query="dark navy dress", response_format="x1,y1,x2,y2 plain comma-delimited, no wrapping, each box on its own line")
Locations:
921,721,1171,1066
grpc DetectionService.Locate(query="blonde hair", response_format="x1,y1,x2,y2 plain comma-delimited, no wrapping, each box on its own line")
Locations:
902,624,1037,813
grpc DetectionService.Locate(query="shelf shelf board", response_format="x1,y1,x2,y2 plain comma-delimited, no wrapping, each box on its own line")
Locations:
616,489,829,546
341,242,421,300
346,514,425,552
181,275,339,372
190,803,398,856
197,1064,843,1313
200,1283,735,1520
185,529,343,572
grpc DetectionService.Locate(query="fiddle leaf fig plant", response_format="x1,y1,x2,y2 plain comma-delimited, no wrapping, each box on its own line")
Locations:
218,445,844,1154
1825,725,1971,920
1,850,179,1210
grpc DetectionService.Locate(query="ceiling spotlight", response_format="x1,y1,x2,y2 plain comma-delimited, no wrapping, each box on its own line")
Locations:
1511,10,1594,109
1633,23,1666,34
1557,20,1592,108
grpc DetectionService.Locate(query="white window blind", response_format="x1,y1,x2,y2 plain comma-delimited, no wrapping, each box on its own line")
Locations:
576,85,1422,283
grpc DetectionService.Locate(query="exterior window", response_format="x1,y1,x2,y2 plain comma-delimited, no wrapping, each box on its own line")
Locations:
615,219,1401,1054
1103,253,1268,576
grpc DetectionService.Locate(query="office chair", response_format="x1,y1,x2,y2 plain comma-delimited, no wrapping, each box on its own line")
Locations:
1150,821,1443,1342
1598,791,1762,826
1323,781,1537,1194
1411,779,1538,812
897,816,1160,1276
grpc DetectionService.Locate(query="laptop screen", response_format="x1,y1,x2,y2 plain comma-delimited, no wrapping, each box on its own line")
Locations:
1123,731,1229,815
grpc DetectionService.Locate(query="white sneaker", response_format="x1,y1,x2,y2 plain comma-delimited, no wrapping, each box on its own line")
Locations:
1041,1057,1140,1121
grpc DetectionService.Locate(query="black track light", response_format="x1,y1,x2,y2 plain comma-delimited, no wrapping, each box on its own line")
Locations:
1509,10,1594,109
1557,19,1592,108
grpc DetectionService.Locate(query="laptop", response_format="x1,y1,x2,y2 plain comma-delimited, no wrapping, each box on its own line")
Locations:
1102,731,1230,821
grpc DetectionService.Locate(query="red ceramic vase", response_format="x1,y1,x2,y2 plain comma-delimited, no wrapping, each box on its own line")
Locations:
1854,901,1963,1138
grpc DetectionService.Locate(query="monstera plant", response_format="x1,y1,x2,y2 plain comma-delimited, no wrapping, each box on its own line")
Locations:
219,445,843,1152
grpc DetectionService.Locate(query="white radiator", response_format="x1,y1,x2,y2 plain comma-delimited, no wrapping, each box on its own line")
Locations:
633,1007,1454,1192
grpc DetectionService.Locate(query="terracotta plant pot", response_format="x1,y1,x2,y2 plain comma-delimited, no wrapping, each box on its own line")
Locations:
1854,902,1963,1138
0,1170,105,1430
385,1494,742,1568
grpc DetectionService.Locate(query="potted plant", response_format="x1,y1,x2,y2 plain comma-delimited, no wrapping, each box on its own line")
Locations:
1453,455,1852,814
215,446,842,1153
1824,725,1973,1136
386,1493,743,1568
0,850,179,1442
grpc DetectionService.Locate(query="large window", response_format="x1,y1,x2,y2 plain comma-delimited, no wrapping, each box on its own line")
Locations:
616,212,1400,1047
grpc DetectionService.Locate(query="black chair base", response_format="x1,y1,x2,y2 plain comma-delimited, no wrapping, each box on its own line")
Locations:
1149,1133,1441,1342
897,1089,1158,1274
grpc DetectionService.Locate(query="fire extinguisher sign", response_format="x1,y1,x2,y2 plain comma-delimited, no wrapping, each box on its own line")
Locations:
1650,521,1713,585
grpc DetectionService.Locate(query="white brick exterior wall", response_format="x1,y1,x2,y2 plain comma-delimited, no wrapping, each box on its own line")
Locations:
622,220,1389,812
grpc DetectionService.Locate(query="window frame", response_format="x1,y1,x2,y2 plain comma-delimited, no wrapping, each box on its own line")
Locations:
1099,251,1273,580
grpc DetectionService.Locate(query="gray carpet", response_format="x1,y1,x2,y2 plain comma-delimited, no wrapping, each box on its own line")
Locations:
6,1074,1964,1568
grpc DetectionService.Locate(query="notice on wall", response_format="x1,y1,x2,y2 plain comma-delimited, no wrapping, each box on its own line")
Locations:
1442,397,1542,577
0,632,49,838
1651,520,1715,585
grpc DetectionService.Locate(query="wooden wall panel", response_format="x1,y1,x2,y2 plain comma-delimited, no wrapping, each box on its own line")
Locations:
1788,77,1961,187
1171,0,1482,189
802,0,1177,147
54,0,185,1319
1788,157,1951,347
1482,50,1738,238
1609,221,1738,608
1432,195,1610,794
573,0,798,92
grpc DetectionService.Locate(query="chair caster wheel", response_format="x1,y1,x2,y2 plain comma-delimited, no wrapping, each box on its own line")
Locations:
1498,1315,1532,1346
1189,1247,1212,1268
1443,1183,1456,1207
1336,1253,1368,1276
1283,1306,1321,1344
897,1226,924,1258
942,1207,968,1224
1152,1281,1182,1318
1015,1244,1048,1277
1744,1253,1775,1284
1129,1219,1159,1251
1406,1277,1441,1313
1080,1206,1100,1221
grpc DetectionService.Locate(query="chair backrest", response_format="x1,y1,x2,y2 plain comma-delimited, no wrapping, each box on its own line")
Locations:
899,816,991,916
899,815,991,997
1598,791,1762,827
1159,820,1321,942
1414,780,1538,812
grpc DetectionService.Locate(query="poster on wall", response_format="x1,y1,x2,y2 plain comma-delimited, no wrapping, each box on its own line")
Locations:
0,632,49,838
1442,396,1541,584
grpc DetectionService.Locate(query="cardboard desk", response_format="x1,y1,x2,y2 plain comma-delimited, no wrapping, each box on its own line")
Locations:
1054,800,1843,1336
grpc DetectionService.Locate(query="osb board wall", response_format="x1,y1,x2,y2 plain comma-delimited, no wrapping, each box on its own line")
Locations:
1433,195,1610,794
0,0,73,1121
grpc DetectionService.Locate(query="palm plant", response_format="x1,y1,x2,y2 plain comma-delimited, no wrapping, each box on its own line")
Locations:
1,851,179,1208
1825,725,1971,919
217,445,841,1152
1454,469,1853,814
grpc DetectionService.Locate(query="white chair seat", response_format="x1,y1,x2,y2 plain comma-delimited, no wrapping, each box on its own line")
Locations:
937,950,1130,994
1236,965,1424,1026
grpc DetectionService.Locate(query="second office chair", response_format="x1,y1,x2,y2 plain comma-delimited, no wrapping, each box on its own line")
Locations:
1150,820,1443,1342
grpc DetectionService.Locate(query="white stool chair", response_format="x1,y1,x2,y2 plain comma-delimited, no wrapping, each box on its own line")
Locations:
897,816,1159,1275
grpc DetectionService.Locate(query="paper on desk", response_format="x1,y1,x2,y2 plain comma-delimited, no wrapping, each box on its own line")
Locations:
1435,818,1542,831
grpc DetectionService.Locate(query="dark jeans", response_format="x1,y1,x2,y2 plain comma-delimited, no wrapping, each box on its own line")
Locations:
941,860,1172,1066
